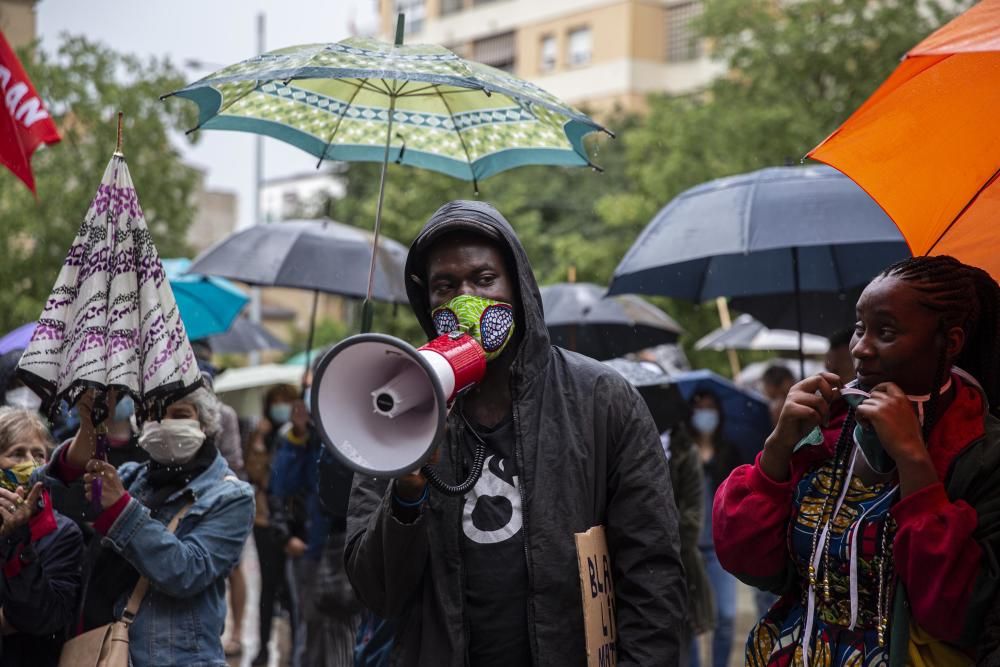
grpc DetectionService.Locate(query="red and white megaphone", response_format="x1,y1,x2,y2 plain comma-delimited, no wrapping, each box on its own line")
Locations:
311,331,486,480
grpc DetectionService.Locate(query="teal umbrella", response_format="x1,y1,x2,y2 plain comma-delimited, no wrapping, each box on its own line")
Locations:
162,258,249,340
166,15,609,330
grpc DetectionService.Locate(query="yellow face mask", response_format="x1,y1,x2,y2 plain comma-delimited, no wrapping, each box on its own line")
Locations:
0,460,38,492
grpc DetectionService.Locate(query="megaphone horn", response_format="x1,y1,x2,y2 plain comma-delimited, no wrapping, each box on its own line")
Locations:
311,332,488,494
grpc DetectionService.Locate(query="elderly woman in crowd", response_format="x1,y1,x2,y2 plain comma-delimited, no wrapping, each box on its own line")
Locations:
0,406,82,667
42,385,254,667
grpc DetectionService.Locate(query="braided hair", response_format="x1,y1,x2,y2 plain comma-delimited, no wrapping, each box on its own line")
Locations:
880,255,1000,422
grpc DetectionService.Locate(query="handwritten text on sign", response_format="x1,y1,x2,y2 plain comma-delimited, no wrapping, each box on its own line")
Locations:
576,526,617,667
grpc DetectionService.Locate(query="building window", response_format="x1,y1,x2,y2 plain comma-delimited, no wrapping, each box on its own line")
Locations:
666,1,703,63
395,0,426,34
473,32,516,73
567,27,592,67
539,34,557,72
441,0,464,15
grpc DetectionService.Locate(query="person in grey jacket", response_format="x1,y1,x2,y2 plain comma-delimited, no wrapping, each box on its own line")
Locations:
345,200,685,666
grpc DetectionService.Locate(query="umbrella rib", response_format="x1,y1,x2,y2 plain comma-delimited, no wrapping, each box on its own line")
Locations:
926,165,1000,255
434,84,478,188
315,78,369,168
185,81,262,135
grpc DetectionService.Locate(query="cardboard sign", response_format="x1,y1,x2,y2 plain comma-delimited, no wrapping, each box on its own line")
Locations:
575,525,617,667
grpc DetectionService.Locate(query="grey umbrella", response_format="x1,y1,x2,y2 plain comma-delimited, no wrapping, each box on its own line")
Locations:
203,317,289,356
540,282,683,360
608,165,910,374
188,218,409,373
695,314,829,354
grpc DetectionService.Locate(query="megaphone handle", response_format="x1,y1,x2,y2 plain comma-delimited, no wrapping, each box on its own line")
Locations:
421,440,486,497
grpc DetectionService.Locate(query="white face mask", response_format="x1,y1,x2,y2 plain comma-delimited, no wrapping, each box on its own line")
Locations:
138,419,206,465
691,409,720,435
5,386,41,411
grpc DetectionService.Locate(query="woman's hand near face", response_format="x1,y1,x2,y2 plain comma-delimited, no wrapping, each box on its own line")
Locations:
760,372,842,481
67,389,118,469
83,459,126,510
856,382,938,496
0,483,42,537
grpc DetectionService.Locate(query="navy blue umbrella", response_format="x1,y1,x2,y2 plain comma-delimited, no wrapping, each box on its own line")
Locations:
608,166,910,373
672,369,772,465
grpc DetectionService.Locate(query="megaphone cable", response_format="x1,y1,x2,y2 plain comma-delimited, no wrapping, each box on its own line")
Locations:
420,412,487,496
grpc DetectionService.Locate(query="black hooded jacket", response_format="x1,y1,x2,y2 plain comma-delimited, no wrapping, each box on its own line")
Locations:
344,201,685,666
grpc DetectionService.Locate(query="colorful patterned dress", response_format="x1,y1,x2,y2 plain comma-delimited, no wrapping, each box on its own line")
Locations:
746,456,897,667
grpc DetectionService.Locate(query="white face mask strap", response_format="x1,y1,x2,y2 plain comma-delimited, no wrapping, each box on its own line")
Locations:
907,374,953,427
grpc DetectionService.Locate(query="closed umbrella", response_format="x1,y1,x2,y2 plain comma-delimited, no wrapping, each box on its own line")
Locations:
16,121,202,511
608,165,909,374
809,0,1000,279
540,282,683,360
162,258,249,340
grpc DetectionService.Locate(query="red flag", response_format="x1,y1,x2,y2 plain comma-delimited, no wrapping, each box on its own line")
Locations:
0,30,59,193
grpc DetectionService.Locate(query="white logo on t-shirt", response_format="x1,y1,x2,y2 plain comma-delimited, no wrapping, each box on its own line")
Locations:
462,455,523,545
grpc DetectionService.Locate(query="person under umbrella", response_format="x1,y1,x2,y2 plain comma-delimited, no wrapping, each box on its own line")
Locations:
0,407,82,667
40,385,254,667
714,255,1000,665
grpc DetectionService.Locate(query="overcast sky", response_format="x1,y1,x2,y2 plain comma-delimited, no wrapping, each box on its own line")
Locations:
37,0,380,229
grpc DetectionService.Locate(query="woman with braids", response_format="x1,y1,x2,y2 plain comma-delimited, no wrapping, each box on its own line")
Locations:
713,255,1000,666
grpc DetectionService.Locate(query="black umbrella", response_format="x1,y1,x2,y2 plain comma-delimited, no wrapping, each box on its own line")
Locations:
188,218,409,374
608,165,910,375
202,317,289,356
541,283,683,361
729,287,863,335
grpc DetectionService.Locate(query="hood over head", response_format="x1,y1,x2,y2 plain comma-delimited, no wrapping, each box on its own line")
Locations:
405,200,550,381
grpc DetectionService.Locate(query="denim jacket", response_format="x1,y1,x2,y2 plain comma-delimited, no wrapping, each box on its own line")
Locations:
41,444,255,667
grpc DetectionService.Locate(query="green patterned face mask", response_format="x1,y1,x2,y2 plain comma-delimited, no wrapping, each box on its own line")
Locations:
431,294,516,362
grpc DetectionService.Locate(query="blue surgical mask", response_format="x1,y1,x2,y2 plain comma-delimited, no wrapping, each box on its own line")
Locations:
303,389,312,414
691,409,720,435
269,403,292,425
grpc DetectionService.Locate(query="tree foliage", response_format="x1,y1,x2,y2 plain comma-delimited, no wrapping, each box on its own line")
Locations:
0,36,198,332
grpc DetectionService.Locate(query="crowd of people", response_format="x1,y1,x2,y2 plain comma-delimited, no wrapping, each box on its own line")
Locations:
1,201,999,667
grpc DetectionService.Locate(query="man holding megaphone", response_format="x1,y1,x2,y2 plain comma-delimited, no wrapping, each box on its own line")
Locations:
333,201,685,666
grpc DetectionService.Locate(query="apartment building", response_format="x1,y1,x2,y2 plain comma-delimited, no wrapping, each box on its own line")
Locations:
379,0,724,114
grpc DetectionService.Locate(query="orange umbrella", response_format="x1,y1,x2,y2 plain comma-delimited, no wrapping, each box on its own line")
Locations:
808,0,1000,279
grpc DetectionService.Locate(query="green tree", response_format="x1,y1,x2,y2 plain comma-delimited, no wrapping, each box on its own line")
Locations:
0,36,198,331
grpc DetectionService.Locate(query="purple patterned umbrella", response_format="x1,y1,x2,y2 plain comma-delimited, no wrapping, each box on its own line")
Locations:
17,151,202,426
0,322,35,356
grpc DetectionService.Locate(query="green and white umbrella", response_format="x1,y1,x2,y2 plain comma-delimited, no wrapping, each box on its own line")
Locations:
166,17,609,329
167,35,607,184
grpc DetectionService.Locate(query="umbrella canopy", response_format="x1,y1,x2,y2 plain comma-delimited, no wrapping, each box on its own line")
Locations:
672,369,772,464
603,358,689,433
167,36,607,184
729,288,861,334
609,166,908,301
0,322,35,355
608,165,909,370
213,363,303,394
17,153,202,423
808,0,1000,280
188,218,409,302
162,258,249,340
204,317,289,355
540,282,683,360
696,314,830,354
285,345,329,367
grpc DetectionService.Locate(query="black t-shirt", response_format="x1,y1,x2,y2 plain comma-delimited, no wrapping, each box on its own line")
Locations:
460,416,532,666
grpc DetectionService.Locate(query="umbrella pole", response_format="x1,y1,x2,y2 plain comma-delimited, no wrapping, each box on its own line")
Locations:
715,297,741,378
360,94,397,334
792,247,805,379
361,18,405,334
302,289,320,391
